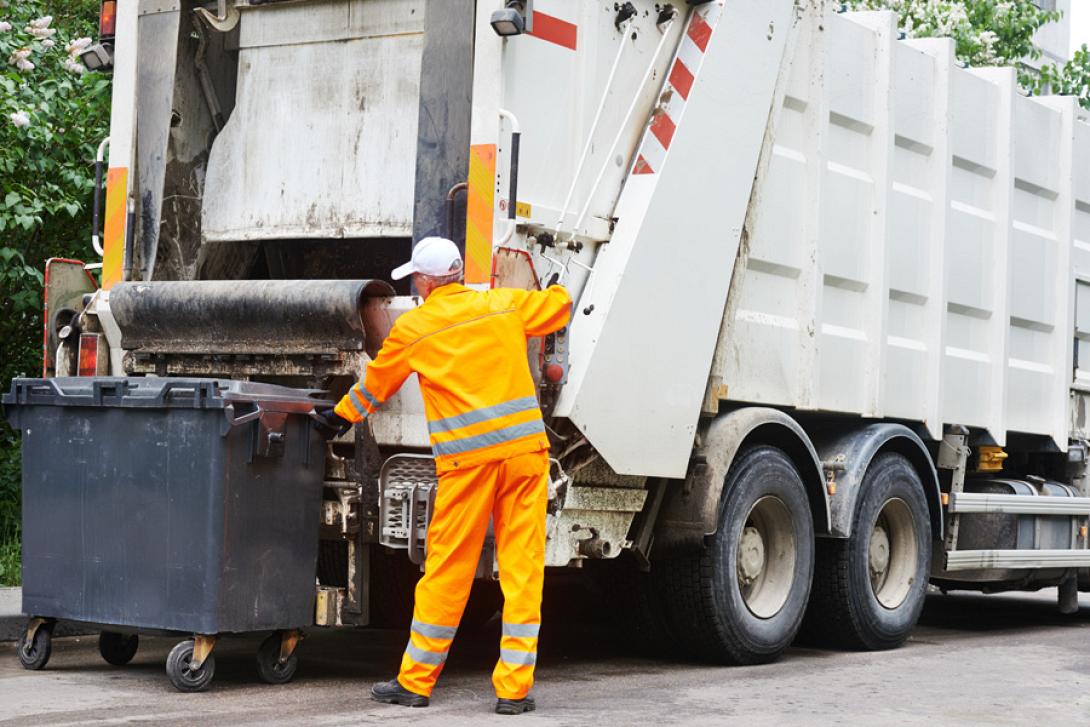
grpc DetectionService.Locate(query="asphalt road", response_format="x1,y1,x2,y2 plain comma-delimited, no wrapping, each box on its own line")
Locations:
2,588,1089,726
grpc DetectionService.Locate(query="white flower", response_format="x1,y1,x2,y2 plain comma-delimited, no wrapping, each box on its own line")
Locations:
0,21,11,32
27,26,56,40
64,57,85,75
9,47,34,71
9,110,30,128
28,16,51,29
41,38,53,48
65,37,91,56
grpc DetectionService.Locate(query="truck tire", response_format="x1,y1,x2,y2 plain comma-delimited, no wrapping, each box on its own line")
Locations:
802,452,930,650
658,445,814,664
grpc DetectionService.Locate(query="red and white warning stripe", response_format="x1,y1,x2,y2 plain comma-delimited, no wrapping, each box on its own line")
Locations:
632,1,724,175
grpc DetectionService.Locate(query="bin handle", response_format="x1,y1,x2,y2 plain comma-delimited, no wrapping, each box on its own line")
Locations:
92,380,130,404
223,402,263,428
153,380,216,406
19,379,64,404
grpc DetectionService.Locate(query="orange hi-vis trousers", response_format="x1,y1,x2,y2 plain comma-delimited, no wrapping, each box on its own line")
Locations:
398,449,549,700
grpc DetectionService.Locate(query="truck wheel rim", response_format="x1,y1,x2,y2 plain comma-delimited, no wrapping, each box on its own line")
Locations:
737,495,796,619
869,498,917,609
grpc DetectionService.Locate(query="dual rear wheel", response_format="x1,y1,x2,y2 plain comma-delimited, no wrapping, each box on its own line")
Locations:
803,453,931,650
633,447,930,663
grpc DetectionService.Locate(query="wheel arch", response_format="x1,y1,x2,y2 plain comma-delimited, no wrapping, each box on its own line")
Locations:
808,423,942,539
655,407,830,555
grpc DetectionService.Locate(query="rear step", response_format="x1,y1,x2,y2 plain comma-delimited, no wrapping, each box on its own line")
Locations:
945,549,1090,571
948,492,1090,516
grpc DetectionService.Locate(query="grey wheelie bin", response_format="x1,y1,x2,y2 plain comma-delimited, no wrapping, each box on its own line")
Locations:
2,377,328,691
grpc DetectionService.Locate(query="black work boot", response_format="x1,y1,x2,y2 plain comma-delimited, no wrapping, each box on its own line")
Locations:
496,696,536,715
370,678,429,707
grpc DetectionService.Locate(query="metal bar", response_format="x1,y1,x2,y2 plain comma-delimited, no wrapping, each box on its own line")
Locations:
940,430,970,552
568,14,678,242
949,492,1090,516
553,17,636,235
507,131,520,220
189,634,217,670
413,0,475,244
497,108,520,221
278,630,303,664
945,549,1090,571
22,617,46,653
91,138,110,256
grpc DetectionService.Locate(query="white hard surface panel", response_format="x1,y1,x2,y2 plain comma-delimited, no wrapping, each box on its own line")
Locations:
555,0,797,477
497,1,683,242
714,7,1089,450
203,0,424,242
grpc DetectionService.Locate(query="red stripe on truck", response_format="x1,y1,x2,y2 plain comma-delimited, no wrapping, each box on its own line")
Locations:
633,154,654,175
529,11,578,51
687,12,712,52
669,58,695,100
650,111,676,150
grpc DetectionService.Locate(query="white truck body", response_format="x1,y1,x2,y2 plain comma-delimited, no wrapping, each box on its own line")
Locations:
476,2,1090,479
68,0,1090,662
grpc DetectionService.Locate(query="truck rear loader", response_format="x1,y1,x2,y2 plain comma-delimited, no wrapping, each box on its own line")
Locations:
16,0,1090,688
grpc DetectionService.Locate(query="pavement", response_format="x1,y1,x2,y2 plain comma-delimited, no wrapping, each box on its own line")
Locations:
2,587,1090,726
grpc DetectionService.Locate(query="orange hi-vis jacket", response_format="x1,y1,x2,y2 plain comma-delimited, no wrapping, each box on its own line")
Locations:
334,283,572,472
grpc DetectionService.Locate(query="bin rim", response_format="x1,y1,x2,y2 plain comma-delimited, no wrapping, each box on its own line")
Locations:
2,377,333,412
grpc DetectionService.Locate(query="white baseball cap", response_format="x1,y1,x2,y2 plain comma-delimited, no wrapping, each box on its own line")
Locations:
391,236,465,281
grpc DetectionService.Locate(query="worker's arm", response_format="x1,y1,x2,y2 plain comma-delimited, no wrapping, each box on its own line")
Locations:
512,285,572,336
333,324,413,424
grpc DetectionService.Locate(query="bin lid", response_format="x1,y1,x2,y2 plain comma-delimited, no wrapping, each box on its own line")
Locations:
2,377,330,411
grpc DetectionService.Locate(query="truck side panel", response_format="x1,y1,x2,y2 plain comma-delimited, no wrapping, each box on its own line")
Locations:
716,9,1090,451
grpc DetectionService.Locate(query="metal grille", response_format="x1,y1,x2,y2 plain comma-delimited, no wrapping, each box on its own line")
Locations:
378,455,437,564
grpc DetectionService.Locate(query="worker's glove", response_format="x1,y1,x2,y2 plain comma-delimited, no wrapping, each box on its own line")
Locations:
313,406,352,439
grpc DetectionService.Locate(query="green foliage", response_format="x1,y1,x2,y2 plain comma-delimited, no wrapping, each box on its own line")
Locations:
0,539,18,587
0,0,110,585
1036,44,1090,108
844,0,1090,108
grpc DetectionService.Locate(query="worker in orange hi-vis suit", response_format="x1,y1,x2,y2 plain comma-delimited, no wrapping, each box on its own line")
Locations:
314,236,571,716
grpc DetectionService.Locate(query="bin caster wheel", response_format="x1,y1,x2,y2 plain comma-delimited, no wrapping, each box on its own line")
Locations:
17,619,54,671
166,639,215,692
256,631,299,685
99,631,139,666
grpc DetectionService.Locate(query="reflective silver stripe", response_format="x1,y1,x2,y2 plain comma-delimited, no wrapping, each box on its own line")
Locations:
432,419,545,457
349,389,370,418
405,642,447,665
502,622,540,639
412,618,457,640
358,384,381,409
499,649,537,666
428,396,540,435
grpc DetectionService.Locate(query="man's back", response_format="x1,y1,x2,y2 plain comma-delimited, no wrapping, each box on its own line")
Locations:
337,283,571,472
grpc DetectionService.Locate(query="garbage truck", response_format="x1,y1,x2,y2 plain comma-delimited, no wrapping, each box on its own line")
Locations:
21,0,1090,683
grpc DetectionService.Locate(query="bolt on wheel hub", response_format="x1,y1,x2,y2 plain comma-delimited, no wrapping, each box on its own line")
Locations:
869,498,918,610
869,524,891,581
738,526,767,583
736,496,796,619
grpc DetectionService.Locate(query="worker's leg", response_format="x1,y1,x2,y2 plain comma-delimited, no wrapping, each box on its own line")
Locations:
491,450,550,699
398,460,498,696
